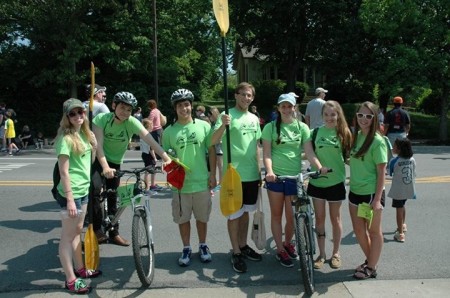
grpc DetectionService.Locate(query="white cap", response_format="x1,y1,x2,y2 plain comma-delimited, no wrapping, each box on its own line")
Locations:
315,87,328,95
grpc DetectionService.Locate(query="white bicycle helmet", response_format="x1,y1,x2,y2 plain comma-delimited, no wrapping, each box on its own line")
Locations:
170,88,194,105
113,92,138,108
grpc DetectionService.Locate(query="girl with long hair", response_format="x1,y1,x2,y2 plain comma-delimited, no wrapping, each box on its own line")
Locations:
54,99,100,294
307,100,352,270
349,101,387,280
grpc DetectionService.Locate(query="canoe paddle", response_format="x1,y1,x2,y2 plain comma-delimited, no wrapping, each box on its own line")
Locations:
213,0,243,216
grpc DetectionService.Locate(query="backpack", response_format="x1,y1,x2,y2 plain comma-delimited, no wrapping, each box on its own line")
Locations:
51,161,60,200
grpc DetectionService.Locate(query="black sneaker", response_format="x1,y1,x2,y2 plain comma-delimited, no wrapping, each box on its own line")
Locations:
276,250,294,268
240,245,262,261
231,253,247,273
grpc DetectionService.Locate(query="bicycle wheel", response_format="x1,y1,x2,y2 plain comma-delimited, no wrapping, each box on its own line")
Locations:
132,208,155,287
295,213,314,295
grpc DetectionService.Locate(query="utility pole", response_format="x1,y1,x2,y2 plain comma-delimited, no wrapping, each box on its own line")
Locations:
153,0,159,104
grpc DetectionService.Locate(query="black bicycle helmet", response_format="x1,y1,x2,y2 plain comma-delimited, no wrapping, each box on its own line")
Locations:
170,88,194,105
113,92,138,108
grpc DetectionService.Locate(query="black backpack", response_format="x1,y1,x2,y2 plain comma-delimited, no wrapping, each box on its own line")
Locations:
51,161,60,200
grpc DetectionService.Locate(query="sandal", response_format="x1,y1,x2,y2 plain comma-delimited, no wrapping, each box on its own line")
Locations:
355,259,368,272
353,266,377,280
330,254,341,269
314,256,326,269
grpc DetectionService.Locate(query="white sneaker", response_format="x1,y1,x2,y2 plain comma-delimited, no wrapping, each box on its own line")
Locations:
199,244,212,263
178,247,192,267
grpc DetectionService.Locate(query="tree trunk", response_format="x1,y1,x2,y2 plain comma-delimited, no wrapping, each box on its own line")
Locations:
439,86,449,142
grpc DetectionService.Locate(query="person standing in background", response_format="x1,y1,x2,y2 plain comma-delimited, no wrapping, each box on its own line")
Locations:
384,96,411,146
305,87,327,128
147,99,165,191
83,84,109,117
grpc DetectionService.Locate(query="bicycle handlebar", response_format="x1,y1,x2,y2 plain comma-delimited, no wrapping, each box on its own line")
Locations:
115,165,162,178
275,169,333,181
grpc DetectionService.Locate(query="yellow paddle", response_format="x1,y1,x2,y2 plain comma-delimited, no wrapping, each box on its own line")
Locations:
85,62,100,270
213,0,242,216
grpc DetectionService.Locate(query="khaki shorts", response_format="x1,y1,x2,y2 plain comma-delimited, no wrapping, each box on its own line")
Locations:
172,190,212,224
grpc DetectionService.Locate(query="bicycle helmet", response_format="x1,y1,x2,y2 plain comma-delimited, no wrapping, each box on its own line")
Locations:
113,92,138,108
170,88,194,105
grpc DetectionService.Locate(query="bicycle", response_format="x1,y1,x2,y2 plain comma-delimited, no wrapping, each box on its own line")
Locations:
276,169,331,296
100,165,162,287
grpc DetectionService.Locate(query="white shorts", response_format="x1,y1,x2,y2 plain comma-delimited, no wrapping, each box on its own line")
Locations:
227,204,257,220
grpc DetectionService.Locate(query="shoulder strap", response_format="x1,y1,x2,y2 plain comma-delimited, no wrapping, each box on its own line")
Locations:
311,127,318,151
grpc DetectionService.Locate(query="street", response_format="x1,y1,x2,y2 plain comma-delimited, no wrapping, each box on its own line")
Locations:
0,146,449,296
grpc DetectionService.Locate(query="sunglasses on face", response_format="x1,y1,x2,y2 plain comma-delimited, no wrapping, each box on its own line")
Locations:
356,113,374,120
68,109,85,118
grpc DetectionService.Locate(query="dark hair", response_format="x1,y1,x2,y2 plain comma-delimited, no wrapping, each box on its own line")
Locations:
394,138,413,159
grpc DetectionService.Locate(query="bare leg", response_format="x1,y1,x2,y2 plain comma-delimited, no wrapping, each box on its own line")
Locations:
196,220,207,243
179,221,191,246
313,198,327,258
329,201,343,256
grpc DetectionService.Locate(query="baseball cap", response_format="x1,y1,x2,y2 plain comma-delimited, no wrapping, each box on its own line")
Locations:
288,92,300,98
87,84,107,95
315,87,328,95
393,96,403,104
277,93,296,106
63,98,85,114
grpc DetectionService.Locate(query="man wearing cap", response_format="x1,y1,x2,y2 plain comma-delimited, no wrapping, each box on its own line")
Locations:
84,84,110,117
384,96,411,145
305,87,327,128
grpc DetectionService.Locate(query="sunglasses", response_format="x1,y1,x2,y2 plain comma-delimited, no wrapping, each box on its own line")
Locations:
356,113,374,120
68,109,85,118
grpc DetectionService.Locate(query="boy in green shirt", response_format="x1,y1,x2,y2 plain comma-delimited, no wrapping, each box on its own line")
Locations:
92,92,171,246
162,88,216,267
212,82,262,273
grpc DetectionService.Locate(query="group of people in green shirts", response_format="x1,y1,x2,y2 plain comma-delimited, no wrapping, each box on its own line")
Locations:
53,81,388,294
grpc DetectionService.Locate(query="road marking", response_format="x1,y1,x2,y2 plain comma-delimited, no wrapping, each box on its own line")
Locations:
0,163,34,173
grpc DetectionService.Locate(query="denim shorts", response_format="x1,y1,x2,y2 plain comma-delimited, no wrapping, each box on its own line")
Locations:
55,191,88,210
265,178,297,196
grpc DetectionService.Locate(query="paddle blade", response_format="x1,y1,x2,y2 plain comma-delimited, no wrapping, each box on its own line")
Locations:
220,164,242,216
213,0,229,37
84,224,99,270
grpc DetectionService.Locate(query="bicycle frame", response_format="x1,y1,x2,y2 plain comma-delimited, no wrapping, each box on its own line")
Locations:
277,170,322,296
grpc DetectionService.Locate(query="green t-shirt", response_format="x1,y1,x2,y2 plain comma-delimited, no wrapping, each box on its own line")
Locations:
349,132,387,195
93,113,143,164
214,108,262,182
56,133,91,198
162,119,212,193
261,120,309,176
309,126,346,187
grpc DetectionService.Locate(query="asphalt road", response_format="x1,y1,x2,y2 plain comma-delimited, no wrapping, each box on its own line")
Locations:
0,146,449,295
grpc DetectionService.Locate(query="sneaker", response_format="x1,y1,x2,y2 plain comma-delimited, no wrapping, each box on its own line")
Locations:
283,243,298,259
276,250,294,268
231,253,247,273
403,224,407,232
199,244,212,263
149,184,163,191
240,245,262,261
65,278,90,294
330,254,341,269
178,247,192,267
394,231,405,242
314,256,326,269
75,267,102,278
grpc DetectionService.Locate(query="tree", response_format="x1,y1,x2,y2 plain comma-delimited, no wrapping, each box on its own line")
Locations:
0,0,223,135
360,0,450,141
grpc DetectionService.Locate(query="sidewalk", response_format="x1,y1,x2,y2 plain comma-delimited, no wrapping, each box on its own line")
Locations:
1,279,448,297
